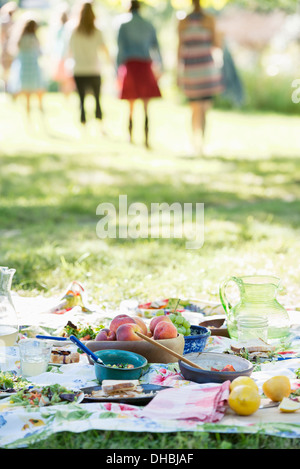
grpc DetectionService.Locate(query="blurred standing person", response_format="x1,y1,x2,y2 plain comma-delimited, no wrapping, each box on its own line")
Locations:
69,1,110,127
7,14,45,116
117,0,163,148
50,3,75,97
0,1,18,90
177,0,223,154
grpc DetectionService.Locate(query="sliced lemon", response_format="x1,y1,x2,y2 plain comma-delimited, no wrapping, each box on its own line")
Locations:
279,397,300,413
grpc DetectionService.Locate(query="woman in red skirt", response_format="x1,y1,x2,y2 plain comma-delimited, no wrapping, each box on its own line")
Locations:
117,1,162,148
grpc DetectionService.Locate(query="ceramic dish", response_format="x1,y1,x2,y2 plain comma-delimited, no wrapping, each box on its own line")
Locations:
183,326,211,354
198,316,230,338
0,387,85,405
82,384,168,405
0,390,16,399
92,349,148,383
179,352,253,384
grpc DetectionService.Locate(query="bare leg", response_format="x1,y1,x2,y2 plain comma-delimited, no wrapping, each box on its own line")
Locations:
190,99,212,154
201,99,212,137
36,91,44,113
25,92,31,116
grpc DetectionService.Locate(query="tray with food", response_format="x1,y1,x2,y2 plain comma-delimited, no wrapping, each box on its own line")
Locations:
6,383,84,407
35,321,106,345
226,338,277,362
82,379,168,405
0,371,30,398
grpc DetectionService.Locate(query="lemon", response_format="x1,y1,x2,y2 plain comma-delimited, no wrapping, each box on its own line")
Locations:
262,375,291,402
228,384,261,416
230,376,259,393
279,397,300,413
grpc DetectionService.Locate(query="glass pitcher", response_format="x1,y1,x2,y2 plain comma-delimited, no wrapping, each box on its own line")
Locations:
0,267,18,346
219,275,290,340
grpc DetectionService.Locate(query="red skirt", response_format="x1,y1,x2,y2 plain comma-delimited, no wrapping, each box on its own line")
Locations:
118,59,161,100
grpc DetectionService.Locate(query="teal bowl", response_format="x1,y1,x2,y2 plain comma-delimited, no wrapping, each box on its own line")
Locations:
93,349,148,383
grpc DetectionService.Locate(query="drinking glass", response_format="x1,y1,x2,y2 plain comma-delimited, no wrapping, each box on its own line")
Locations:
19,339,52,377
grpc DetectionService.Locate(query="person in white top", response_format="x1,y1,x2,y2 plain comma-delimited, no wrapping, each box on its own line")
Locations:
69,1,110,124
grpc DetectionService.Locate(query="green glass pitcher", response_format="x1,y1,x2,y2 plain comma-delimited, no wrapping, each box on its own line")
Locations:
219,275,290,340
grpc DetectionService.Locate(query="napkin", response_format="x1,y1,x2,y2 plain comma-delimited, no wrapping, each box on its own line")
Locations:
141,381,230,423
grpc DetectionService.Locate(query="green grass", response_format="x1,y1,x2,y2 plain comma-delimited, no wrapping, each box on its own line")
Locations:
1,92,300,448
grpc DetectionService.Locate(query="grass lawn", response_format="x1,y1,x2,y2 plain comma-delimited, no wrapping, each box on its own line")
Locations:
1,91,300,449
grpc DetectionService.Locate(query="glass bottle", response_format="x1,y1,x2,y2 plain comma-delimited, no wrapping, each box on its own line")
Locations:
0,267,18,346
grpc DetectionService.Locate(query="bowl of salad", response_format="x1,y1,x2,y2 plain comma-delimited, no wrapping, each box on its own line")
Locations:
93,349,148,383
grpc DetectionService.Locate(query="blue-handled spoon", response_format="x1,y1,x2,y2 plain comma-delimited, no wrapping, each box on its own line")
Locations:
36,335,68,341
69,335,106,366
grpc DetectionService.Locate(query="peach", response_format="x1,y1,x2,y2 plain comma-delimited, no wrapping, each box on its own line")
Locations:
116,323,143,341
109,314,136,334
150,315,172,334
95,328,116,341
132,316,148,335
153,321,178,340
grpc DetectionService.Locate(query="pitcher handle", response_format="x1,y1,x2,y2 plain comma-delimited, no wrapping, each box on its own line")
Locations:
219,277,239,315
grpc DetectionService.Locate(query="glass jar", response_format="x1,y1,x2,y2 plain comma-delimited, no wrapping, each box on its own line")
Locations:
237,316,268,343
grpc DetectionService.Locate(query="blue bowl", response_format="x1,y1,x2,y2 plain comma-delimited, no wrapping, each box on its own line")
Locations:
184,325,211,355
93,349,148,383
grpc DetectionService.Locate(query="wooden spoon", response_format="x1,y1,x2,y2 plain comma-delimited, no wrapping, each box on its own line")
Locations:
135,331,205,370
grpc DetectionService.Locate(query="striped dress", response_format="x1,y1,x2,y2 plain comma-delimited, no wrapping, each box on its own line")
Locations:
178,12,223,101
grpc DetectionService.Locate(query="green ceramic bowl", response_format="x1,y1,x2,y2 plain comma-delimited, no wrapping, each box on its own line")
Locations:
93,349,148,383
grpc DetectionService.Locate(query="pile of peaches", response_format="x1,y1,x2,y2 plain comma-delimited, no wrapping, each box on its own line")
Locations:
95,314,178,342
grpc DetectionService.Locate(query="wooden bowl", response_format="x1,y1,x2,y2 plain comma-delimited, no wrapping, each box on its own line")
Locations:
86,334,185,364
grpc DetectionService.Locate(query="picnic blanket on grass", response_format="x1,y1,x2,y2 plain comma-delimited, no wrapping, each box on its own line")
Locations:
2,340,300,448
1,292,300,448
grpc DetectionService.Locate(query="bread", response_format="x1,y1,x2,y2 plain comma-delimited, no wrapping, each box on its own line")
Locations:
51,348,80,364
230,338,275,354
101,380,140,395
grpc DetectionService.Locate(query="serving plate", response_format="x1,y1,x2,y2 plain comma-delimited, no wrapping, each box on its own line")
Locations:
0,390,17,399
82,384,168,405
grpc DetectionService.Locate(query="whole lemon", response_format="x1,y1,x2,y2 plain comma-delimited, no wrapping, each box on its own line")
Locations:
228,384,261,416
230,376,259,393
262,375,291,402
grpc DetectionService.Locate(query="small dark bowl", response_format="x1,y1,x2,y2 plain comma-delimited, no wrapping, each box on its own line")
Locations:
179,352,253,384
199,316,230,338
183,325,211,355
93,349,148,383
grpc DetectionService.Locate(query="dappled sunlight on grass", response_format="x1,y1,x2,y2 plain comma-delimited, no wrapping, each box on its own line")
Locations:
1,92,300,308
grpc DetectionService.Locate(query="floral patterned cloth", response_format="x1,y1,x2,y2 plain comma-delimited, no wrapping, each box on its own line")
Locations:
1,294,300,448
1,331,300,448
